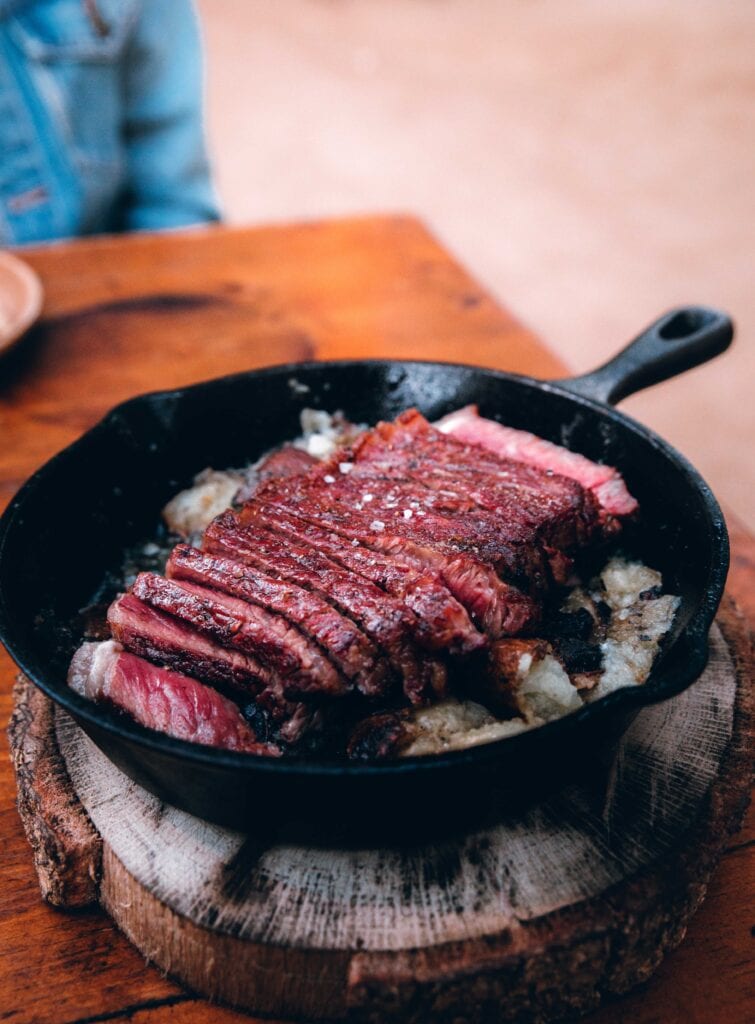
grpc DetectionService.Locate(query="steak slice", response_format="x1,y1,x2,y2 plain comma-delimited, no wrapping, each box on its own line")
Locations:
436,405,638,518
246,486,539,638
347,464,591,571
167,543,391,699
344,409,600,551
258,470,551,586
314,468,573,583
68,640,280,755
109,592,275,692
257,445,319,481
107,594,321,745
235,504,486,655
132,572,349,700
377,534,539,639
205,513,447,704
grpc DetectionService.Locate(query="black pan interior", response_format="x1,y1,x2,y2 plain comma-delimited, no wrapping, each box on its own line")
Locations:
0,361,727,836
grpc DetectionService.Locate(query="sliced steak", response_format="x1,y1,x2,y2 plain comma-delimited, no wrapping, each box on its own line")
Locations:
205,513,447,704
374,537,539,640
109,592,274,692
107,594,321,744
436,405,638,518
314,468,573,583
132,572,349,700
167,543,390,699
345,409,600,551
258,470,551,586
245,489,538,638
68,640,280,755
235,503,486,655
257,445,319,481
358,466,592,571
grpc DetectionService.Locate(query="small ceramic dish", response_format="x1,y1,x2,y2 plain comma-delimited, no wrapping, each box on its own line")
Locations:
0,250,43,357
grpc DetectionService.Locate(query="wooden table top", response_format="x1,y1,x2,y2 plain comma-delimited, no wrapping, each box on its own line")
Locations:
0,216,751,1024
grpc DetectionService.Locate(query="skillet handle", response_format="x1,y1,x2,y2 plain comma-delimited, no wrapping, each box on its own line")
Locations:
556,306,733,406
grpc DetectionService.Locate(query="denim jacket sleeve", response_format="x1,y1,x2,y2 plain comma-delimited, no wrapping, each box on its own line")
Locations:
119,0,221,232
0,0,220,245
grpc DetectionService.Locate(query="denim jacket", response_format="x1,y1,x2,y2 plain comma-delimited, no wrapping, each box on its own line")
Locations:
0,0,220,244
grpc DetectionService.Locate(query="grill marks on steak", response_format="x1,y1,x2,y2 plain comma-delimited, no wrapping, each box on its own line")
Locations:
107,594,319,744
131,572,349,700
251,481,540,638
167,542,391,699
349,410,601,552
204,512,447,704
237,502,486,655
258,470,550,586
435,405,638,518
68,641,280,755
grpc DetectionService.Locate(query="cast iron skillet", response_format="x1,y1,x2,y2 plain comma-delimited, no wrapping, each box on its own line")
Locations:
0,306,733,840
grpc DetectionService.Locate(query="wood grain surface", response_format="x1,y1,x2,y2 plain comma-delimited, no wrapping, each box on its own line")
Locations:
0,217,752,1024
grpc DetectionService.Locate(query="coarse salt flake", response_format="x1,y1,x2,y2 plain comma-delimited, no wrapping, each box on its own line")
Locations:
403,509,413,520
339,462,354,474
362,493,374,503
323,474,336,484
306,435,334,459
370,520,385,531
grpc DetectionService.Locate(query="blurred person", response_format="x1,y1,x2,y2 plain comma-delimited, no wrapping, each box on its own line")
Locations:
0,0,219,245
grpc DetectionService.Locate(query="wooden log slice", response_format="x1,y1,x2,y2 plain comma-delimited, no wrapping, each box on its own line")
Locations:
8,599,753,1023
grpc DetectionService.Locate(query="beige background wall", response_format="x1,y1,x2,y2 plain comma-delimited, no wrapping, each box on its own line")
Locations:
196,0,754,529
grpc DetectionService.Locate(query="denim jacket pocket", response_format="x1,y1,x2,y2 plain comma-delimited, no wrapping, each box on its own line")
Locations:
9,0,139,174
9,0,139,62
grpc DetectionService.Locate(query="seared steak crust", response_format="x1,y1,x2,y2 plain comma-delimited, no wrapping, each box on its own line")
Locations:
240,502,486,654
347,410,601,552
167,542,391,699
132,572,349,700
249,492,538,638
206,512,447,704
108,594,320,744
257,471,550,586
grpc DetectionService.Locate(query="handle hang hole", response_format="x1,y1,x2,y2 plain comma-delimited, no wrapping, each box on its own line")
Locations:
659,309,716,341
